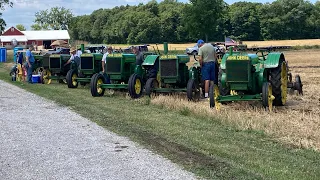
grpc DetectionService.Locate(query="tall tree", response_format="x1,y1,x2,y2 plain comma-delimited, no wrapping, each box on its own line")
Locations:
183,0,224,42
34,7,73,30
0,0,13,33
16,24,26,31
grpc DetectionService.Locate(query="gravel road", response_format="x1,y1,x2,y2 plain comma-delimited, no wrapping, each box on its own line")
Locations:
0,80,198,180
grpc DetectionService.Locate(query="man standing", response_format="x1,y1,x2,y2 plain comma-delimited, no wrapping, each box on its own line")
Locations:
101,47,113,73
197,39,217,99
25,45,35,83
64,47,80,68
76,48,82,57
133,46,143,66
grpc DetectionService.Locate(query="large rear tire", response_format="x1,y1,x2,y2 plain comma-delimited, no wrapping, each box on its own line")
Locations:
66,69,78,88
90,73,105,97
262,82,274,112
269,59,287,106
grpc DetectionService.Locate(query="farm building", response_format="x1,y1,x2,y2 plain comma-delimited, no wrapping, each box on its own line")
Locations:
0,26,70,49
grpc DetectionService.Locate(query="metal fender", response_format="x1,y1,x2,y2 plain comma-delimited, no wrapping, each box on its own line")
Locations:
264,53,285,68
142,55,159,66
258,69,267,90
134,65,143,76
188,67,197,79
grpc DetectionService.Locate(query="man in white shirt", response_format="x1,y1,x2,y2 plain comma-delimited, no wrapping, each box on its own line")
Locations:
102,47,113,73
64,47,80,68
76,48,82,57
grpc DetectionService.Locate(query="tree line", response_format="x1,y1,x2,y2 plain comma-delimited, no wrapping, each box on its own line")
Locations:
13,0,320,44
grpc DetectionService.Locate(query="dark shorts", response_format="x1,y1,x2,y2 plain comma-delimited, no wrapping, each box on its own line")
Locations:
202,61,216,81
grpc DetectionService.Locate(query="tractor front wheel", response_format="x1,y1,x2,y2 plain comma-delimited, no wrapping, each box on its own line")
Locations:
90,73,105,97
128,73,143,99
262,82,275,112
187,79,200,101
40,69,51,84
209,83,220,110
66,69,78,88
145,78,159,97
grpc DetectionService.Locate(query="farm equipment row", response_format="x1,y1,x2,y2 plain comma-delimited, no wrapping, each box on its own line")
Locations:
10,43,303,111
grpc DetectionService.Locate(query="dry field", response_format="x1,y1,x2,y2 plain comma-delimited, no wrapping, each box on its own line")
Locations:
150,49,320,150
109,39,320,51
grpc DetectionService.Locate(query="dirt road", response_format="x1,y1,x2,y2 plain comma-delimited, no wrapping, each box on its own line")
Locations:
0,80,198,180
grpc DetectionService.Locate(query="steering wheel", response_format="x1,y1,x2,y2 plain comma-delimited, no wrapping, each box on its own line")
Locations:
256,49,269,60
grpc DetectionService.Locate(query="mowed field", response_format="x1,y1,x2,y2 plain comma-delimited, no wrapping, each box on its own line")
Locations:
152,49,320,150
110,39,320,50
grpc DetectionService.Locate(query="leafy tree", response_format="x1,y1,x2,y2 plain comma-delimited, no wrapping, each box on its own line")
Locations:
16,24,26,31
34,7,73,30
0,0,13,33
30,24,43,30
183,0,225,42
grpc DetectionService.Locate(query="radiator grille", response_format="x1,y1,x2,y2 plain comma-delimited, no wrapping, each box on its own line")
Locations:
226,60,249,82
106,57,121,73
42,54,50,68
160,59,177,77
81,57,93,70
50,57,61,69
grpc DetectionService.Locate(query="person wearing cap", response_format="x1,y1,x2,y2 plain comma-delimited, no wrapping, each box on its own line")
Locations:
25,45,35,83
64,47,80,68
101,46,113,73
197,39,217,99
76,47,82,57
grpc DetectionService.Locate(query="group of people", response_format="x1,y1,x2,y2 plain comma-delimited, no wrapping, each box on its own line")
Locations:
15,45,36,84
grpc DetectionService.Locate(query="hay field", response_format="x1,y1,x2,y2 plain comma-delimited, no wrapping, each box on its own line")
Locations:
109,39,320,51
150,49,320,150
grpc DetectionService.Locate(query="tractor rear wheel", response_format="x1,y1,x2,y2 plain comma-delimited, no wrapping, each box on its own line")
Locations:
66,69,78,88
262,82,275,112
90,73,105,97
128,73,143,99
187,79,200,101
145,78,159,97
269,59,287,106
209,83,220,110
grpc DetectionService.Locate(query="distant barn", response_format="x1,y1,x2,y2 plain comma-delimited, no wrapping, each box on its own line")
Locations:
0,26,70,49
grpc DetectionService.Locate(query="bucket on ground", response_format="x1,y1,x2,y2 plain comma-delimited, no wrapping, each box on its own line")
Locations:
0,47,6,62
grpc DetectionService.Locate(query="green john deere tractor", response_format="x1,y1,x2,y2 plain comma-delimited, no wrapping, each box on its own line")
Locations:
209,47,303,111
129,43,190,98
66,53,103,88
40,54,77,84
90,53,150,98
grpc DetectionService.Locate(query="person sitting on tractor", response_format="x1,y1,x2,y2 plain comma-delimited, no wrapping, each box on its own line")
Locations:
133,46,144,66
197,39,218,100
101,47,113,73
64,47,80,68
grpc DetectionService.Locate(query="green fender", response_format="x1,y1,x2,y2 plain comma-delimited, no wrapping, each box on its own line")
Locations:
188,67,197,80
264,52,285,68
134,65,143,76
258,69,267,90
142,55,159,66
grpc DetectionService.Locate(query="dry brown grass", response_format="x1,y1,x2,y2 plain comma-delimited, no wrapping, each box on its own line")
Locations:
150,49,320,150
110,39,320,51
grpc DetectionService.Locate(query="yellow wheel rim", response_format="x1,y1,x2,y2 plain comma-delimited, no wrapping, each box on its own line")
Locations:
214,84,220,111
72,73,77,86
156,72,161,88
97,78,103,94
43,70,52,84
134,78,141,94
281,62,288,105
268,84,275,112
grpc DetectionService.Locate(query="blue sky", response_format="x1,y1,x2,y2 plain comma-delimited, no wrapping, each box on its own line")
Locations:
1,0,318,30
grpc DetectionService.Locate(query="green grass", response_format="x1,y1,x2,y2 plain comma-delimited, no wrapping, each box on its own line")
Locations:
0,63,320,179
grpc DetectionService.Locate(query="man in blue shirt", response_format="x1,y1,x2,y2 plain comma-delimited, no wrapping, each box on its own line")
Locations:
25,45,35,83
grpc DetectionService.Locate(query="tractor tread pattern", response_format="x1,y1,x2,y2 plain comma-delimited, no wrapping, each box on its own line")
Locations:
269,59,285,106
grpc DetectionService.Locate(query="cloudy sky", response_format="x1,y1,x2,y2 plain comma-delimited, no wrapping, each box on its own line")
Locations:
1,0,318,30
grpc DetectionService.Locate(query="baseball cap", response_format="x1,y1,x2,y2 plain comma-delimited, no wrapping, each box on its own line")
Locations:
197,39,204,46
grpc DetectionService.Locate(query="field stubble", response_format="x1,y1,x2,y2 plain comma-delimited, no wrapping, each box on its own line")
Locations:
151,49,320,150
